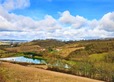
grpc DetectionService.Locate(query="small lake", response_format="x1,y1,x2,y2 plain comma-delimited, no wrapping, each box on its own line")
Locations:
0,56,46,64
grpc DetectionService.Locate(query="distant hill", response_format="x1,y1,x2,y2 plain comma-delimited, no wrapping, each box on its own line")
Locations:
4,39,65,54
0,39,27,43
30,39,66,48
0,39,27,46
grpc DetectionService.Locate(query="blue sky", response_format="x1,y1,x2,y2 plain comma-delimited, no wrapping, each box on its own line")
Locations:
13,0,114,20
0,0,114,40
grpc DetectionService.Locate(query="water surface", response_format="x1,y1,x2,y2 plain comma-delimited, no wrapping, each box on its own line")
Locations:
0,56,46,64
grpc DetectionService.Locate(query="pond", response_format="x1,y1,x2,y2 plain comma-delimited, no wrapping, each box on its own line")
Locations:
0,56,46,64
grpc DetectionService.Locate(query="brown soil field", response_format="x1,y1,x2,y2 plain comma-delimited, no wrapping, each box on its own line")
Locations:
0,62,104,82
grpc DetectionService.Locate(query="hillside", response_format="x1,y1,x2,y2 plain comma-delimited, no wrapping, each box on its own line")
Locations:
41,39,114,82
5,45,42,54
67,39,114,60
1,39,114,82
56,43,84,57
0,62,102,82
31,39,66,48
4,39,65,55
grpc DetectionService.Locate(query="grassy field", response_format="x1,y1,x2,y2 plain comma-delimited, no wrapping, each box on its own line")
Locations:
0,62,103,82
57,43,84,57
1,39,114,82
88,53,107,62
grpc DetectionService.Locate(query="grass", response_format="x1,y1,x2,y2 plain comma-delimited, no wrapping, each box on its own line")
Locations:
88,53,107,62
0,66,7,82
24,55,45,60
62,60,77,66
0,62,102,82
57,43,84,57
5,45,42,53
0,48,25,58
0,50,6,53
0,52,24,58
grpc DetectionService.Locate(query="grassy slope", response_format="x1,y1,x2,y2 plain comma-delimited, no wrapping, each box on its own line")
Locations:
57,43,84,57
0,62,102,82
66,39,114,60
5,45,42,53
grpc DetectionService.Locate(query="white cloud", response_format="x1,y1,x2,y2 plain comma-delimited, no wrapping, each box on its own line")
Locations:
1,0,30,11
0,15,18,31
99,12,114,32
59,11,88,29
0,0,114,41
59,11,76,24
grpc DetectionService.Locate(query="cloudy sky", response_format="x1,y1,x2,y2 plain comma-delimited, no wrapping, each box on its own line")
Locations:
0,0,114,40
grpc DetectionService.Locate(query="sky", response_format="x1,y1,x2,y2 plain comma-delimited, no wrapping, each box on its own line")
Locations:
0,0,114,41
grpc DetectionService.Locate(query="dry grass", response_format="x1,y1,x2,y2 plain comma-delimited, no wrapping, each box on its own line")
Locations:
5,45,42,53
0,74,5,82
0,62,103,82
58,43,84,57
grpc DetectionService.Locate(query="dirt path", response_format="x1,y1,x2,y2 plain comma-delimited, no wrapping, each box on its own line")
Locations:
1,62,104,82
